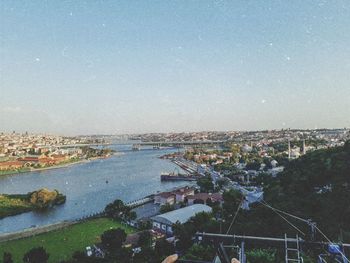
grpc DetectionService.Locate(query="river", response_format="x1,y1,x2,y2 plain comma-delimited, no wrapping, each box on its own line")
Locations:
0,143,190,234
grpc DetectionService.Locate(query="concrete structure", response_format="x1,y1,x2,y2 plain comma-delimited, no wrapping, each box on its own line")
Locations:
151,204,212,236
186,193,223,205
174,187,194,203
154,192,175,205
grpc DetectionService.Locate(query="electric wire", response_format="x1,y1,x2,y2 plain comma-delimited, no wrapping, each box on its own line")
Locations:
258,199,350,262
226,199,243,234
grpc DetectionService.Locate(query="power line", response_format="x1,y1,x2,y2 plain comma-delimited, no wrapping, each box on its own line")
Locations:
226,199,243,234
271,208,305,236
258,200,350,262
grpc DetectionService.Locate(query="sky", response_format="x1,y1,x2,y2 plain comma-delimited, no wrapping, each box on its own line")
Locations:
0,1,350,135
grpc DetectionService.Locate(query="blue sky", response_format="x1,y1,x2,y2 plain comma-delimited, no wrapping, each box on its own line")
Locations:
1,1,350,135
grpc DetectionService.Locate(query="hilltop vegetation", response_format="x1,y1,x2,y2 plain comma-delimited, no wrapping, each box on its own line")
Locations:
0,188,66,219
230,141,350,242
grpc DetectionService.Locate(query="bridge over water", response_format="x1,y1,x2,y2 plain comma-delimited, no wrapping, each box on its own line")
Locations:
134,140,227,147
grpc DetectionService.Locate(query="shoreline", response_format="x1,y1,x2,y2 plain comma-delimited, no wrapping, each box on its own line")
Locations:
0,153,121,177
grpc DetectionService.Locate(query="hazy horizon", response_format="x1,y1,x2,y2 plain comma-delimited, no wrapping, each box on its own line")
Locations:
1,1,350,135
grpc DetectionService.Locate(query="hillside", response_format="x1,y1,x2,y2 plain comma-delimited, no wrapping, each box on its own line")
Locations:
234,141,350,242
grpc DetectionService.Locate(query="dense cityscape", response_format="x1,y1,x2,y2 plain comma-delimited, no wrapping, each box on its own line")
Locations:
1,1,350,263
0,128,349,262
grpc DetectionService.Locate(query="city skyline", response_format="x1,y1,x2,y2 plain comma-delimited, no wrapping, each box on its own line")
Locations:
1,1,350,135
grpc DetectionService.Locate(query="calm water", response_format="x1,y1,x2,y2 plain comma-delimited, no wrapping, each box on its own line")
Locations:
0,144,189,234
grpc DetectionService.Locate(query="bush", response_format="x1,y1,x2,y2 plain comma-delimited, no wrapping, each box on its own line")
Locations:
246,249,276,263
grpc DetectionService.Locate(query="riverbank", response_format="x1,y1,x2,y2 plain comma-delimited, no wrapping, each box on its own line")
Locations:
0,145,189,234
0,154,117,176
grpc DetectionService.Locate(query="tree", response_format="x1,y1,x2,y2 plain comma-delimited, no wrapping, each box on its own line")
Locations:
172,221,195,251
23,247,49,263
3,252,13,263
115,248,133,263
104,199,136,221
197,176,214,192
154,239,175,261
133,247,156,263
245,249,276,263
101,228,127,253
137,231,152,248
138,220,152,230
183,244,215,261
222,190,242,220
159,203,175,213
245,161,261,171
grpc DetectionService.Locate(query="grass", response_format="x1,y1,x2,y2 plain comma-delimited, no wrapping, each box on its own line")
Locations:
0,168,31,176
0,218,135,263
0,194,33,219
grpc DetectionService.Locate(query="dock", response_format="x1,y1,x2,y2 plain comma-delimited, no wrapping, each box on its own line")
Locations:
160,173,197,181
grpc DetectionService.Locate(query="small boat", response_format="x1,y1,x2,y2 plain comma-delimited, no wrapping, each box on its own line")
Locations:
160,171,197,181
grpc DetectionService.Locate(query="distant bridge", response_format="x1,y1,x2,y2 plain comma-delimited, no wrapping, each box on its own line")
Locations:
136,140,227,147
54,143,111,148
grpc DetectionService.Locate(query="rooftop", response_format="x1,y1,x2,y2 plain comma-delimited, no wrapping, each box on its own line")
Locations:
151,204,212,225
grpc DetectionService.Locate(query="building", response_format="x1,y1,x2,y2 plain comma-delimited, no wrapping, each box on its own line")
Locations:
151,204,212,236
0,161,23,171
186,193,223,205
154,192,175,205
154,186,195,205
173,187,195,203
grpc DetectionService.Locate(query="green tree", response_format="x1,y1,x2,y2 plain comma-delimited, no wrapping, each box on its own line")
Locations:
115,248,133,263
23,247,49,263
197,176,214,192
3,252,13,263
222,189,242,220
183,244,215,261
173,221,195,251
101,228,127,254
104,199,136,221
133,247,156,263
154,239,175,261
137,231,152,248
246,249,276,263
246,161,261,171
159,203,175,213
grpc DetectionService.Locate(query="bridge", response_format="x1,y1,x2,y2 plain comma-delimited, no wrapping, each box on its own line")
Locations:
133,140,227,148
54,143,111,148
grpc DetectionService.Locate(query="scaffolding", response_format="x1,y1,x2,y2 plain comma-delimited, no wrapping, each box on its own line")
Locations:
194,232,350,263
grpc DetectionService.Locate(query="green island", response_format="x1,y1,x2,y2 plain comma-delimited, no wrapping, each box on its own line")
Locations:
0,218,135,263
0,188,66,219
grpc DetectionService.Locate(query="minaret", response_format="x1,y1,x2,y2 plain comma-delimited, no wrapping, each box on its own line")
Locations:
288,139,291,159
303,139,306,155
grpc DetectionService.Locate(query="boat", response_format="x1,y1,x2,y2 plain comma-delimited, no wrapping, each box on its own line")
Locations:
160,171,197,181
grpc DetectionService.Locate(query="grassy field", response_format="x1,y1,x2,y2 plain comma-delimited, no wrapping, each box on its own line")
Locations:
0,218,135,263
0,194,33,219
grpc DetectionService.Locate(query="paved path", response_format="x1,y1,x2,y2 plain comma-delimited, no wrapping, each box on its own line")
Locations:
0,221,76,243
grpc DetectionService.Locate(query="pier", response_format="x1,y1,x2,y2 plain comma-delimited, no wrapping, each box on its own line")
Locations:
125,196,153,208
